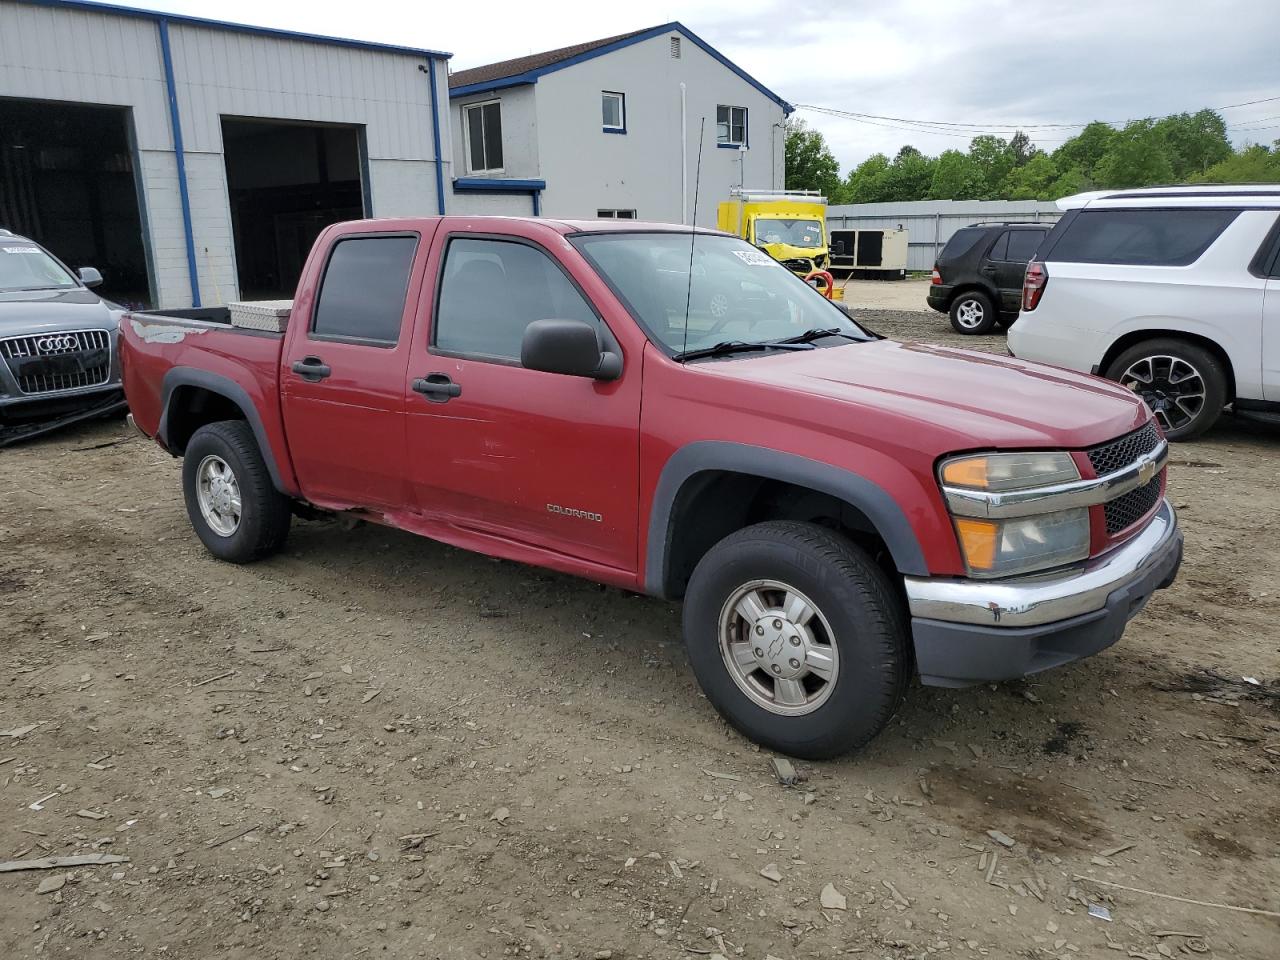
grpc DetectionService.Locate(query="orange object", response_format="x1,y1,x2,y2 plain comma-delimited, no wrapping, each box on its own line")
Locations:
941,456,990,488
953,518,999,571
803,269,835,299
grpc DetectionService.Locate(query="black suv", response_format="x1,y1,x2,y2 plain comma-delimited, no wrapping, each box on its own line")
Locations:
926,222,1049,334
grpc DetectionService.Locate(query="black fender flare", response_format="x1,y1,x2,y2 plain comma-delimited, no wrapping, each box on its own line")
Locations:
158,367,287,493
644,441,929,596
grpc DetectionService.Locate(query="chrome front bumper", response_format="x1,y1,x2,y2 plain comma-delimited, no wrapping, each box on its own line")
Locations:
904,500,1181,628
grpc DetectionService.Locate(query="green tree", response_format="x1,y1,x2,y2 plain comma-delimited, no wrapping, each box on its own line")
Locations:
1153,109,1232,178
927,149,986,199
783,118,842,197
843,153,892,203
1095,120,1175,187
880,148,936,200
1195,144,1280,183
1009,130,1036,167
1003,153,1060,199
1050,121,1116,181
968,135,1016,196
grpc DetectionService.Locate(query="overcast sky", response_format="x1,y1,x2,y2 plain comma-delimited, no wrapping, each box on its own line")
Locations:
138,0,1280,174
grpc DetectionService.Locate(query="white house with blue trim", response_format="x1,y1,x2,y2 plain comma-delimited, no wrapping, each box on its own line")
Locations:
447,24,792,226
0,0,452,308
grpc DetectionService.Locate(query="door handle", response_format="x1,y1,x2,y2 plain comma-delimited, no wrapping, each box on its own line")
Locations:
980,265,997,275
412,372,461,402
291,356,332,381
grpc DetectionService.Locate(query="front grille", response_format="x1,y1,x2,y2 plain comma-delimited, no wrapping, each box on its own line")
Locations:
0,329,112,395
781,258,813,272
1105,475,1162,535
1087,421,1159,475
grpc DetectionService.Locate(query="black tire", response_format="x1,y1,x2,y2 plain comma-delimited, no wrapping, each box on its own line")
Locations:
996,314,1017,329
182,420,291,563
1104,338,1227,441
949,290,998,334
682,520,909,760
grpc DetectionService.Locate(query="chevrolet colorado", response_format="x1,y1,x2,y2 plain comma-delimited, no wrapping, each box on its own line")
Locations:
120,216,1183,759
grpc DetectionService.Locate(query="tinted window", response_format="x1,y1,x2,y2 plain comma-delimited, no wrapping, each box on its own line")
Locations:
1005,230,1045,262
312,236,417,344
435,238,598,362
988,232,1009,261
465,102,503,172
1051,209,1237,266
940,228,986,260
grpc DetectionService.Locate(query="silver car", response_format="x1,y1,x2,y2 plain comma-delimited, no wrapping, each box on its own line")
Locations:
0,229,126,446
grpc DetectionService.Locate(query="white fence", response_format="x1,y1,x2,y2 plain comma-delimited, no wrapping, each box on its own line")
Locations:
826,200,1062,272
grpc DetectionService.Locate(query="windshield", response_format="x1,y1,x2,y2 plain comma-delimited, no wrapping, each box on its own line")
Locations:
0,242,78,292
753,218,823,249
570,232,869,356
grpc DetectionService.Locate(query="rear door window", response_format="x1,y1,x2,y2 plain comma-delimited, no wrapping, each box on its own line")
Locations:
1004,230,1046,262
940,227,986,260
312,235,418,344
1049,209,1237,266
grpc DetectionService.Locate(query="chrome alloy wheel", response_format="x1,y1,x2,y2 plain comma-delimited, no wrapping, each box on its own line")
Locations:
954,297,985,330
708,292,730,318
1120,355,1206,433
195,454,242,537
717,579,840,717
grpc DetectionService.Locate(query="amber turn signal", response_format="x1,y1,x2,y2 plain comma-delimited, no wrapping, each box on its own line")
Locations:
953,518,999,571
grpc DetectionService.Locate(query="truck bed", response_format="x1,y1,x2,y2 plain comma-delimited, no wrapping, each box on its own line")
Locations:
120,308,298,494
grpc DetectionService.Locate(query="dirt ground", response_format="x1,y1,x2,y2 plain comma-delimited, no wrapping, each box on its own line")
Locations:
2,310,1278,960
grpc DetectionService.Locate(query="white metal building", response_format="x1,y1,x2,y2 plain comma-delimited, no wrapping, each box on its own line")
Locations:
0,0,452,308
826,199,1063,272
447,24,792,226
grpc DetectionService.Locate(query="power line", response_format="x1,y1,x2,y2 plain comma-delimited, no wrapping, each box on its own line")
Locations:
796,94,1280,139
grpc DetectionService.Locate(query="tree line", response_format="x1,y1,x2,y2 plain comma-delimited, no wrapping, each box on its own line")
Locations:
785,109,1280,204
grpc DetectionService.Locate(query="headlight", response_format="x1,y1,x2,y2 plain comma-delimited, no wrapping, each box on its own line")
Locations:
940,451,1089,578
941,451,1079,491
952,509,1090,578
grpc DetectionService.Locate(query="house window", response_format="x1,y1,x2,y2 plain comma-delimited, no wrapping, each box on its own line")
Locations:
716,105,747,147
464,100,503,173
602,91,626,133
597,209,637,219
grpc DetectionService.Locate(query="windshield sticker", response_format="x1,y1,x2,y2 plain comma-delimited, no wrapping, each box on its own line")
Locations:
732,249,776,267
1,246,43,255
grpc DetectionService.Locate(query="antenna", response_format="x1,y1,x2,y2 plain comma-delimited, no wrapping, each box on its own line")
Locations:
681,117,705,361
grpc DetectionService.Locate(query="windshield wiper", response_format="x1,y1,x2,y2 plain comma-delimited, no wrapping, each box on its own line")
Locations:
769,327,863,345
673,339,816,362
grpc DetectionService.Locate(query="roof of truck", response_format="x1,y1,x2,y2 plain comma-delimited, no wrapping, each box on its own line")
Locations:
1059,184,1280,210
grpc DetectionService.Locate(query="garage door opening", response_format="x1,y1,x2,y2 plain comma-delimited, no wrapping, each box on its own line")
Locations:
222,118,367,300
0,98,151,307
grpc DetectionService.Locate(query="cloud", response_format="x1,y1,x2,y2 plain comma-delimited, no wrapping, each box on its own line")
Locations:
137,0,1280,173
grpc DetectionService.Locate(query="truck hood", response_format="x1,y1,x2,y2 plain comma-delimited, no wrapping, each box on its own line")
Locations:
707,339,1150,450
0,288,120,337
761,242,823,263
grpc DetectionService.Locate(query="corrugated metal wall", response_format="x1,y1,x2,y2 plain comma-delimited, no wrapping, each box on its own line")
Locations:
826,199,1062,272
0,0,450,307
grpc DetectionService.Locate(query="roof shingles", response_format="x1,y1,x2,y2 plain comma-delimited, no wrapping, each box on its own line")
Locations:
449,27,652,89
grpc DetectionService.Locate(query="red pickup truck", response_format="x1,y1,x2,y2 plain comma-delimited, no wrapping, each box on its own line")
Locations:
121,216,1183,759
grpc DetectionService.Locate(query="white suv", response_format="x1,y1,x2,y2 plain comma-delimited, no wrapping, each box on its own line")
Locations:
1008,185,1280,440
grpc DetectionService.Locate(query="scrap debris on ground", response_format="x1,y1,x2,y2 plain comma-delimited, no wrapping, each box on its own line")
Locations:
1,308,1277,958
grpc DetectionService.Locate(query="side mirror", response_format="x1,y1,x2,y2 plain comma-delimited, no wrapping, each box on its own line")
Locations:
521,319,621,380
78,267,104,288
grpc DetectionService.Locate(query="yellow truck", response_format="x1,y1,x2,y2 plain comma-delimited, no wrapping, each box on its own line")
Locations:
716,189,831,277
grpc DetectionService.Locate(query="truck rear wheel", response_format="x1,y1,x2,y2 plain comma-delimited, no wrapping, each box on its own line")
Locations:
182,420,291,563
949,291,997,334
682,521,909,760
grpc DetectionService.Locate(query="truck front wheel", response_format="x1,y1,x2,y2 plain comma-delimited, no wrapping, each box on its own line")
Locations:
682,521,909,760
182,420,291,563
